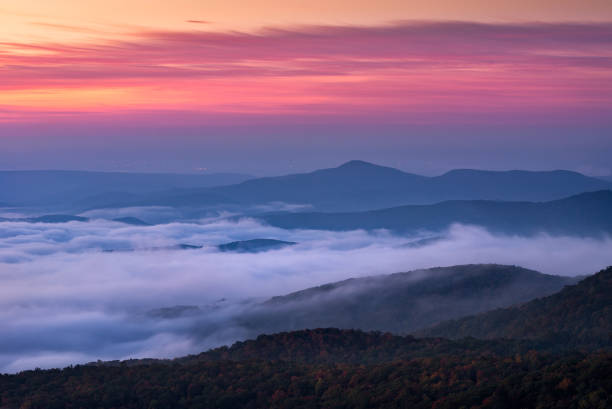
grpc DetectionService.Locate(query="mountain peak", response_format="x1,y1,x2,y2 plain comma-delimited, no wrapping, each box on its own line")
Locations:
335,160,410,175
337,160,379,169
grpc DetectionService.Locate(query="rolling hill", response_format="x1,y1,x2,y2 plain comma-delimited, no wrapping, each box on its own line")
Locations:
1,268,610,408
419,266,612,349
228,265,577,336
0,170,252,208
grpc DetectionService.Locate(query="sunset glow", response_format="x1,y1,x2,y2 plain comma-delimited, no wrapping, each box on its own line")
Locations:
2,22,611,123
1,1,611,174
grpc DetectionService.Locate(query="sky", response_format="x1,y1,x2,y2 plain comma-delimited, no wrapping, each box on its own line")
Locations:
1,1,611,175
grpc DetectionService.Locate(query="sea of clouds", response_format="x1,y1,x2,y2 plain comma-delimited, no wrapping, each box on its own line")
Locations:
1,207,611,373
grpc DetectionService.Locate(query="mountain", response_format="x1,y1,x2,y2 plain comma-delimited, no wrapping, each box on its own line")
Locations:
0,214,154,225
205,160,427,211
0,214,89,223
88,329,542,367
89,160,612,212
0,170,252,208
2,267,609,408
419,266,612,349
102,243,203,253
201,162,612,210
23,214,89,223
112,217,151,226
230,265,577,336
217,239,296,253
257,190,612,236
2,329,610,409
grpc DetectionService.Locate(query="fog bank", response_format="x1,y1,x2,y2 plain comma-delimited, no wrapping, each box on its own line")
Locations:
1,215,610,372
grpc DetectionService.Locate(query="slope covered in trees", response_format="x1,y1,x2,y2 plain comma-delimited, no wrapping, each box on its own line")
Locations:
182,329,538,365
420,266,612,349
2,264,612,409
0,330,610,409
236,264,577,335
1,268,610,408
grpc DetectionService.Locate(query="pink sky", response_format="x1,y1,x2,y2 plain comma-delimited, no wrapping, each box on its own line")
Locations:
1,2,611,174
2,21,612,125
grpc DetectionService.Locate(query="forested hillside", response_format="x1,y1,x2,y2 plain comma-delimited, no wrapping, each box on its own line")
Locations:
0,335,609,409
1,266,609,408
420,266,612,349
236,264,577,335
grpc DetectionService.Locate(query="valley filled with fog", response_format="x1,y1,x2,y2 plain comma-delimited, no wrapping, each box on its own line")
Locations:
1,205,611,373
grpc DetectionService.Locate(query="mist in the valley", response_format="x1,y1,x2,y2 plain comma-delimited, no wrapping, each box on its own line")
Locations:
1,209,611,373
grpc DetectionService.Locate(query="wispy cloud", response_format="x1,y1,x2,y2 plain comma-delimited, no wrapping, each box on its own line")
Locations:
185,20,211,25
1,21,611,124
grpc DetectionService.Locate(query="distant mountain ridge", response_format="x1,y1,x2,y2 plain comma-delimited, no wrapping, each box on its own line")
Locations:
0,214,90,223
75,160,612,211
0,170,252,208
257,190,612,236
0,214,152,226
5,190,611,238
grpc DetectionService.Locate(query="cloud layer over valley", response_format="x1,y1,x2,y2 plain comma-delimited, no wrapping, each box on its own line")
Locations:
1,211,611,373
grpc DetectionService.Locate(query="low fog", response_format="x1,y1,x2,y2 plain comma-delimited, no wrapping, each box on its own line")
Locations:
1,210,611,373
